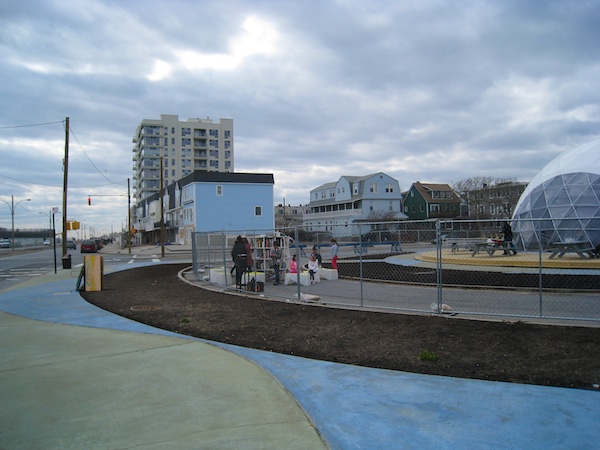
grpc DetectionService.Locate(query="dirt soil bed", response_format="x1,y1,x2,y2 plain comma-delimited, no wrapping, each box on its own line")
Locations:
81,263,600,390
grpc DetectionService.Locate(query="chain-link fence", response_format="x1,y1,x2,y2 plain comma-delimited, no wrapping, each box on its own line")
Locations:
192,218,600,324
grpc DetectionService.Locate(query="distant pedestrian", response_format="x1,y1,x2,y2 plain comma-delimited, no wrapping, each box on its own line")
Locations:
231,236,248,288
330,239,339,269
244,237,253,272
271,241,282,285
501,221,517,255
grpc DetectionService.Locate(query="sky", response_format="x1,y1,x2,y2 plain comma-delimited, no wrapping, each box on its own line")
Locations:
1,0,599,236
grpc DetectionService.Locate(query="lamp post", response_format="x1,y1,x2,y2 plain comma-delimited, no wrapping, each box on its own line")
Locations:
39,210,52,238
1,196,32,252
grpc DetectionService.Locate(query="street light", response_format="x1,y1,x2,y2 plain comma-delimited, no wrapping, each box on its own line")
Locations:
39,210,51,235
1,195,32,252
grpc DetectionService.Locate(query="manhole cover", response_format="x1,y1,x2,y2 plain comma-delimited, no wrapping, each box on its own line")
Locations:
130,305,162,311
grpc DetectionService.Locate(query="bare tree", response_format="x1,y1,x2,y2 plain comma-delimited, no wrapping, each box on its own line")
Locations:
452,176,495,198
453,176,524,219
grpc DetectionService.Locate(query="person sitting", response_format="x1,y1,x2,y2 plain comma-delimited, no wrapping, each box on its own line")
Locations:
288,254,298,274
307,254,319,284
310,246,322,265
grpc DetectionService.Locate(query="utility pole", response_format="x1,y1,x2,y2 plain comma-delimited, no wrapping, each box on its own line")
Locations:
160,159,165,257
52,207,58,273
128,178,131,254
62,117,69,267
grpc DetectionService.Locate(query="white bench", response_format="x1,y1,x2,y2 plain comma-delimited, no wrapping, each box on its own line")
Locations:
210,269,265,287
284,271,320,286
319,268,338,280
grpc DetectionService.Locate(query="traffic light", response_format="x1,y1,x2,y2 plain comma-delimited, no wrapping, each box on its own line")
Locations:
88,197,91,205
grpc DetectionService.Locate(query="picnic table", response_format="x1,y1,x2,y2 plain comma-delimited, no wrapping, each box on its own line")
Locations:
389,241,402,252
290,244,307,257
450,239,484,254
470,241,513,257
548,241,596,259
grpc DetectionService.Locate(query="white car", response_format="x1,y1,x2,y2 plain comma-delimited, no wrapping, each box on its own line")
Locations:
43,239,51,246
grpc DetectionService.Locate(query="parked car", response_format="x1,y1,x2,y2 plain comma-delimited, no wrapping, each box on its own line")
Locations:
80,239,97,253
0,238,10,248
66,239,77,249
43,239,51,246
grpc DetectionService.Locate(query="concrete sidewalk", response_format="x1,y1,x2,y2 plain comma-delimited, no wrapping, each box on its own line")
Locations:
0,259,598,448
0,272,326,449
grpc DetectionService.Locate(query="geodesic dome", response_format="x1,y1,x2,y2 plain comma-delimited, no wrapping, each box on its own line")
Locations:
512,138,600,250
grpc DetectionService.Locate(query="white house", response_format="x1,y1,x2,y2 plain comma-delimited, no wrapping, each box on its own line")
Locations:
302,173,406,237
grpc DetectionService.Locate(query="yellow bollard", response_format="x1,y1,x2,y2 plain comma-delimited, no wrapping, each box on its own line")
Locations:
84,255,103,291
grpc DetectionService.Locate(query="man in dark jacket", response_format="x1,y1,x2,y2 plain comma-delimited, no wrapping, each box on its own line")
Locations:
231,236,248,288
501,222,517,255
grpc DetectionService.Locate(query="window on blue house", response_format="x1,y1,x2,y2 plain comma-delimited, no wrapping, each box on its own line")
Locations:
254,206,262,216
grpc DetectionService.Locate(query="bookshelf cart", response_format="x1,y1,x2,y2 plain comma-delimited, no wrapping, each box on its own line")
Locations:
250,232,291,278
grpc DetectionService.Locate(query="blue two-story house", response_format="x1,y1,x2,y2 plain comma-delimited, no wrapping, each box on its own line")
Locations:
135,172,274,244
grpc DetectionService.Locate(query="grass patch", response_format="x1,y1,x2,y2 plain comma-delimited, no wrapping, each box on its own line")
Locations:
419,350,439,362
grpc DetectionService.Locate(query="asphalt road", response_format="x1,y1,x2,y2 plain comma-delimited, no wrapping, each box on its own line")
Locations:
0,244,192,292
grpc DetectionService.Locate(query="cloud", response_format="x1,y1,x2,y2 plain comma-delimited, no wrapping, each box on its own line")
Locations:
0,0,599,233
151,15,281,78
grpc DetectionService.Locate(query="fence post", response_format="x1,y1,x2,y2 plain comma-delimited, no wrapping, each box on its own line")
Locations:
206,233,212,281
358,224,364,307
192,232,198,277
537,220,543,318
436,219,443,314
295,226,301,300
221,230,230,287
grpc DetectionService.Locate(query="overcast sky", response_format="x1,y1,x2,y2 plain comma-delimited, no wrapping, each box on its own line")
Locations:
1,0,599,235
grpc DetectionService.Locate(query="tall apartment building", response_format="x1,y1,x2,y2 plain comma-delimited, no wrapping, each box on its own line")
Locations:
132,114,234,204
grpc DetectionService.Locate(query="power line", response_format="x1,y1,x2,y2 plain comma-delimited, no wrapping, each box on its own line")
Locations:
69,127,120,184
0,120,64,130
0,118,127,188
0,172,127,189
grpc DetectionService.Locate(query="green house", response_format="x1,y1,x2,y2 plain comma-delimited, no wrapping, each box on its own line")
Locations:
403,182,461,220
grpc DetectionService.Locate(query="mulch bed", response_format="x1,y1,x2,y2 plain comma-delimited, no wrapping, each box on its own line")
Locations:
80,263,600,390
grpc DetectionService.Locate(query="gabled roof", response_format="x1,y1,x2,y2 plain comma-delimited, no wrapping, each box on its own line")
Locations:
311,173,386,192
411,181,460,202
312,181,337,191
